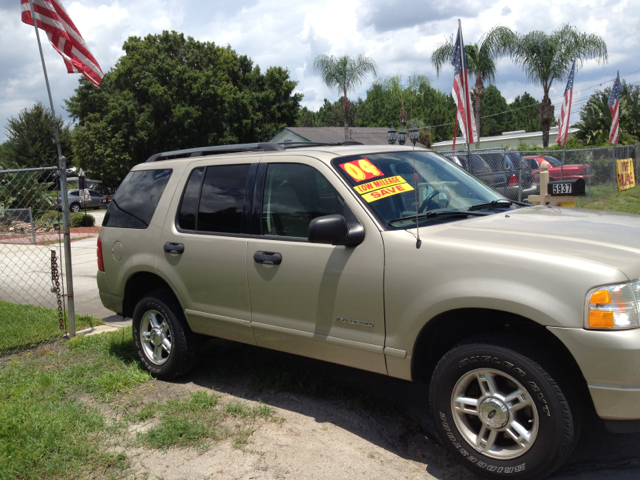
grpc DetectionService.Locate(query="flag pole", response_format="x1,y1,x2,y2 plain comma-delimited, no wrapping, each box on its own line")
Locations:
27,0,76,336
458,19,472,160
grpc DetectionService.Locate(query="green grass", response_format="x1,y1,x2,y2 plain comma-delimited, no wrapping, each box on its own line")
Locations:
0,301,102,355
578,185,640,214
0,329,281,479
137,392,279,451
0,329,149,479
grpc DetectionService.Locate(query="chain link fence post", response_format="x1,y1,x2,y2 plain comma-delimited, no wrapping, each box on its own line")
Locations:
57,158,76,336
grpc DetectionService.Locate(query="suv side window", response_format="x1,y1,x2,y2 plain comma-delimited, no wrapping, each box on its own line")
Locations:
178,164,250,234
104,169,172,229
262,163,344,238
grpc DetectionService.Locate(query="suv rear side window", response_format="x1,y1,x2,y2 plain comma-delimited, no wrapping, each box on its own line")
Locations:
104,169,172,229
178,164,251,234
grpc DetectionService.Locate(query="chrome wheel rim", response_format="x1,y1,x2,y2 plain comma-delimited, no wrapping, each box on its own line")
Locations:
451,368,539,460
139,309,172,365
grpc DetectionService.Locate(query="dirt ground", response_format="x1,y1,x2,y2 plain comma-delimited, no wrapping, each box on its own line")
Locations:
108,339,474,480
101,338,640,480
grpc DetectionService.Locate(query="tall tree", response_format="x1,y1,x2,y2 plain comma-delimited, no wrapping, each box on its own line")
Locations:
479,84,509,137
0,102,73,169
431,25,516,146
372,75,430,127
313,54,377,140
507,92,546,133
510,24,607,147
355,78,456,142
296,98,361,127
67,31,301,187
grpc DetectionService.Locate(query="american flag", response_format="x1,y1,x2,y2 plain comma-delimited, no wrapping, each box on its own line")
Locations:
556,60,575,146
451,22,477,146
21,0,103,87
608,71,621,145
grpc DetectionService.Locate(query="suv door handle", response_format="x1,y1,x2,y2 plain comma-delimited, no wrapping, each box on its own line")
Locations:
254,251,282,265
164,242,184,254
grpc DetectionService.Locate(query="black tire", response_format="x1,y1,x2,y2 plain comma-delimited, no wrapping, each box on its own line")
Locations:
70,202,80,213
132,290,200,380
430,336,580,480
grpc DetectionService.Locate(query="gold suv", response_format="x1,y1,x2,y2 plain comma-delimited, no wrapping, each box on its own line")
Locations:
97,142,640,479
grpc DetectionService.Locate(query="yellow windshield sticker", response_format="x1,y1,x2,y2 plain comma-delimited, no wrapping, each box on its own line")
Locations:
354,175,414,203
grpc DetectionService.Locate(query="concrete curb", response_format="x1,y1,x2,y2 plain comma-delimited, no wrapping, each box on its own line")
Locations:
77,324,123,336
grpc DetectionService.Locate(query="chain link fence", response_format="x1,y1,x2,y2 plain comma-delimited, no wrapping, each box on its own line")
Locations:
438,145,639,203
0,166,68,353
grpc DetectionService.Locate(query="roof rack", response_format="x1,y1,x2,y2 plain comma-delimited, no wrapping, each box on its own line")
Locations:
144,140,363,162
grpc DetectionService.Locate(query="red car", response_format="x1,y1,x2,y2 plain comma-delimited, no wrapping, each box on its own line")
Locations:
524,155,595,183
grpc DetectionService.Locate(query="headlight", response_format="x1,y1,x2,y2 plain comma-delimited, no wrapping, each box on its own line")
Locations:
585,279,640,329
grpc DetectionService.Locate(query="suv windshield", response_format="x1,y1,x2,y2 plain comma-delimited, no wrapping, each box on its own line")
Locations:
332,151,508,230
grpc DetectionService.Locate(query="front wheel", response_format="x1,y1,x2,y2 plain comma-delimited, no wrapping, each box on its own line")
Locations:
430,337,579,480
132,291,200,380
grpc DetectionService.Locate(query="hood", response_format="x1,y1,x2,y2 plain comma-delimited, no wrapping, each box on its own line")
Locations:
424,206,640,278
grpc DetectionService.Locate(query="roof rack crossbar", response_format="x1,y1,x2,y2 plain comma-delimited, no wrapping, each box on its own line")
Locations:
145,140,363,162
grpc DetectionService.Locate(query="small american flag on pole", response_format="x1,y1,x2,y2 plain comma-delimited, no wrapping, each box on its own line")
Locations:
556,60,575,146
21,0,103,87
451,21,477,146
608,71,621,145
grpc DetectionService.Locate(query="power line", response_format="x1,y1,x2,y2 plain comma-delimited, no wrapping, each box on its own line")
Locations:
423,70,640,131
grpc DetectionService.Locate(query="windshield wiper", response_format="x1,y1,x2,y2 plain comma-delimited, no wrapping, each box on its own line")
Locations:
467,199,525,211
388,210,489,227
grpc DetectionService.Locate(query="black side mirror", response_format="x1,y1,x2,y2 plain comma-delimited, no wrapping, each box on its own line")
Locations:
308,215,349,245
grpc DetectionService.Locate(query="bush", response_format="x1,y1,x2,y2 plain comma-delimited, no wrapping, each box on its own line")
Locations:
37,211,62,226
70,213,95,227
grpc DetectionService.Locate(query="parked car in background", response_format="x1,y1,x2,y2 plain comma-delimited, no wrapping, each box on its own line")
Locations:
524,155,595,183
56,189,105,212
476,151,540,200
99,193,113,208
446,153,503,190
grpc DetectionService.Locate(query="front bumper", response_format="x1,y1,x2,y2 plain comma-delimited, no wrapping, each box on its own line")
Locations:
548,326,640,421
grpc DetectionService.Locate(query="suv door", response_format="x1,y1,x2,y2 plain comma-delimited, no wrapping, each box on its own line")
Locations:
156,159,257,346
246,157,387,374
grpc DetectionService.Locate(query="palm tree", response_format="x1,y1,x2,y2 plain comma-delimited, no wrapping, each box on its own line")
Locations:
314,54,377,141
511,24,607,147
431,26,516,147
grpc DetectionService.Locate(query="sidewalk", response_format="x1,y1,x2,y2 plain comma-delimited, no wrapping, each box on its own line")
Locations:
0,209,131,328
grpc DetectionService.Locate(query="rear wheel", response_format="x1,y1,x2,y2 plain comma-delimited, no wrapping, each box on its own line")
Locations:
430,337,580,479
132,291,200,380
70,202,80,213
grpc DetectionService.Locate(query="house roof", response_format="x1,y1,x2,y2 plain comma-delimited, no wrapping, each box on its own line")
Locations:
270,127,425,147
431,126,579,151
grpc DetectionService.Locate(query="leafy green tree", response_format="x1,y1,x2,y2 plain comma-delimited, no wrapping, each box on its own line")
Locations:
0,102,73,169
574,80,640,145
66,31,302,187
371,75,430,126
507,92,546,132
431,26,516,146
478,84,509,136
313,54,377,140
510,24,607,147
296,98,360,127
355,78,455,142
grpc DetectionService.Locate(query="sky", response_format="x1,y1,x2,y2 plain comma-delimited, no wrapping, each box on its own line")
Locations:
1,0,638,142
